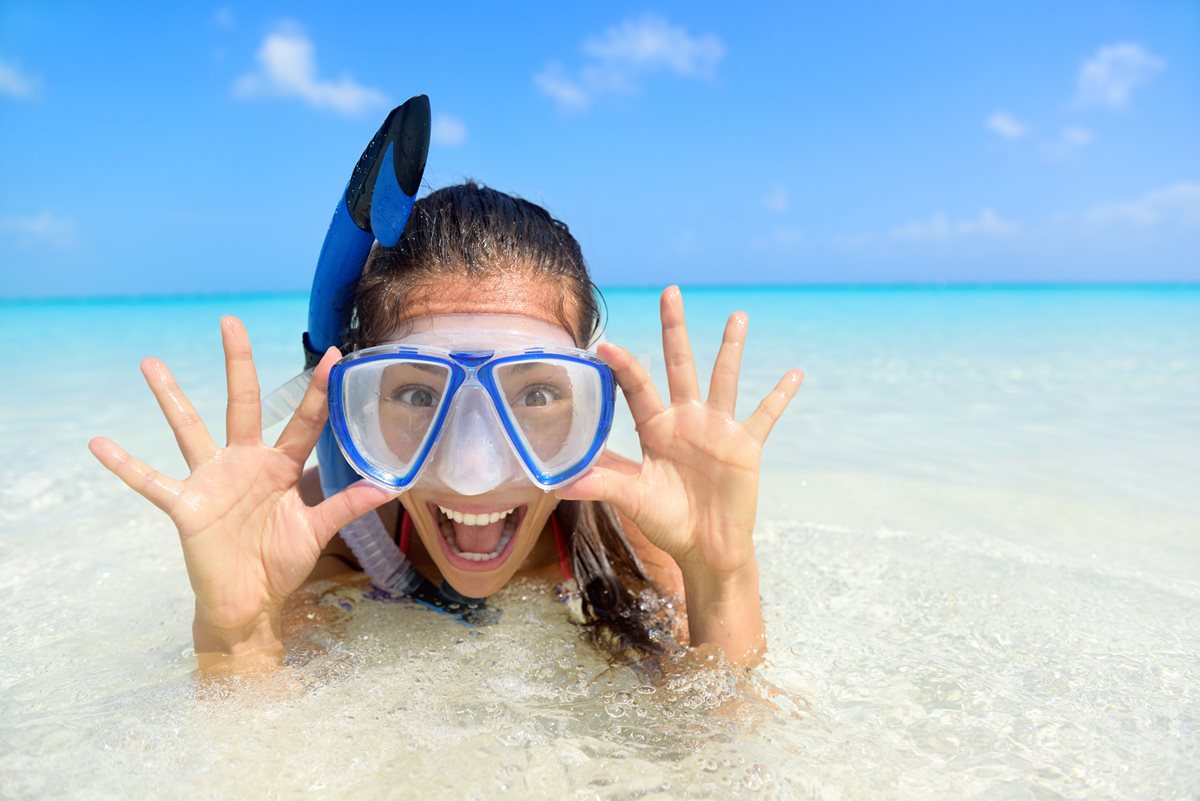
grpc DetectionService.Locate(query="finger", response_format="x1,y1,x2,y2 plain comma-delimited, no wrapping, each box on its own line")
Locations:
707,311,748,416
88,436,182,513
596,343,665,429
221,316,262,446
274,347,340,463
308,480,397,548
595,448,642,477
744,369,805,444
140,358,217,469
554,466,644,522
660,286,701,404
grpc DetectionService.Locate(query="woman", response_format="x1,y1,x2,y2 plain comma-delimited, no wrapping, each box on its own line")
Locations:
88,182,803,676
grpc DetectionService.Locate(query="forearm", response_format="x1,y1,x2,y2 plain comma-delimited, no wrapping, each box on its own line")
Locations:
192,603,285,678
680,560,765,667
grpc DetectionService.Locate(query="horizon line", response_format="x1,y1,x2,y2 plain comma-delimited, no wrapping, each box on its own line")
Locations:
3,279,1199,305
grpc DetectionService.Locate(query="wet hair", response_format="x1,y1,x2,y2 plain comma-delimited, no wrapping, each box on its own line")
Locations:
349,182,678,661
351,181,600,348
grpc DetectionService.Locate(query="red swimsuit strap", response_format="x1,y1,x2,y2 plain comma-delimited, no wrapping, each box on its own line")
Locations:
398,509,573,581
399,508,412,555
551,512,574,581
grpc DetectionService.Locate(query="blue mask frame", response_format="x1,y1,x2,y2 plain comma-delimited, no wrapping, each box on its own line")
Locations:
327,344,616,492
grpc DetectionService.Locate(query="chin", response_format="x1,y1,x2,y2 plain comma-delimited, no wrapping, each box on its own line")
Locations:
399,489,560,599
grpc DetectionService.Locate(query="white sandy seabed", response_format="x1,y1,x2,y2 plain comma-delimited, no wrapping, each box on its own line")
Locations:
1,287,1197,799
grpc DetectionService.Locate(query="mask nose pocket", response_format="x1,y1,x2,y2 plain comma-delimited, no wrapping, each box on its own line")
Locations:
434,385,521,495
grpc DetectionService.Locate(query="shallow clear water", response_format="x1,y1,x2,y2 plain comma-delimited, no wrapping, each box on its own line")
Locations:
1,286,1198,799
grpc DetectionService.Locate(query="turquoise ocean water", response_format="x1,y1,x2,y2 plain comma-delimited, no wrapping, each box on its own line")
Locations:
1,286,1198,799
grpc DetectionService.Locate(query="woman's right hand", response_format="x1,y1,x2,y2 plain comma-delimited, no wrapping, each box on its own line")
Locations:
89,317,394,661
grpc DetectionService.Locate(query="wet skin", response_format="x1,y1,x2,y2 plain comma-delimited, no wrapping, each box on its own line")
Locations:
89,270,803,671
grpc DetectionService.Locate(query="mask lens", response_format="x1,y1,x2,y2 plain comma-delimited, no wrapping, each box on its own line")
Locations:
341,358,451,480
494,357,604,477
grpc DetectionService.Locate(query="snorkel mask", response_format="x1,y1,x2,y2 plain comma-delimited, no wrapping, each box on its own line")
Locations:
328,314,615,496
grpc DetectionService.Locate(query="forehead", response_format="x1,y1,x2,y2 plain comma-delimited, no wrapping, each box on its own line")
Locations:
395,274,581,341
389,313,576,348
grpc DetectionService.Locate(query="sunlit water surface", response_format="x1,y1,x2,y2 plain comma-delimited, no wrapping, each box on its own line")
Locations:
2,287,1197,799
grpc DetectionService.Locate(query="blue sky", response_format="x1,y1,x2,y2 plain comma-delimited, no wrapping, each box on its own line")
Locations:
1,1,1197,297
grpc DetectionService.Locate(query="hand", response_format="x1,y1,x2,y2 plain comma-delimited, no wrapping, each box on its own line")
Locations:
89,317,393,656
557,287,803,580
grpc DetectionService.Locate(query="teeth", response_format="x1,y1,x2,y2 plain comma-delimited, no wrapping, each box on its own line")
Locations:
437,505,515,527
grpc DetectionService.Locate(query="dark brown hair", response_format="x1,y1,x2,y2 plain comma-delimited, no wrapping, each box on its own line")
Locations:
350,182,677,660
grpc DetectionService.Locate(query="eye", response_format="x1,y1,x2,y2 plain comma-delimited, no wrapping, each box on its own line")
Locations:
388,385,440,408
514,384,562,407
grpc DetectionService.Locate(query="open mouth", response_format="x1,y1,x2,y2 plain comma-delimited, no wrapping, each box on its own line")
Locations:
426,502,527,571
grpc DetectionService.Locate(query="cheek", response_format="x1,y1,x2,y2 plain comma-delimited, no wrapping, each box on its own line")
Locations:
380,407,435,461
512,403,573,462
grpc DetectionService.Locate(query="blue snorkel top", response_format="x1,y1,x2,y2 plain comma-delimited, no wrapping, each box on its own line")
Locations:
303,94,431,369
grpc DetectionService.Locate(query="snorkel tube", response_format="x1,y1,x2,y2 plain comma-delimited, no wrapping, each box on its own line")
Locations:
305,95,430,596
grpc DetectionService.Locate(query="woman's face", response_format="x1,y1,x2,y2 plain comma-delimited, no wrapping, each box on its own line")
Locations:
388,274,584,599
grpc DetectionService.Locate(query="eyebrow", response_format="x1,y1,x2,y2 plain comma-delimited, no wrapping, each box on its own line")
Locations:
386,362,446,376
500,362,560,376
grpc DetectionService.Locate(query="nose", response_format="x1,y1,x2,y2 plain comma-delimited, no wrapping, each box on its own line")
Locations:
434,385,515,496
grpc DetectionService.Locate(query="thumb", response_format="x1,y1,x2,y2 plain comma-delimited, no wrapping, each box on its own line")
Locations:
555,466,644,521
308,480,397,547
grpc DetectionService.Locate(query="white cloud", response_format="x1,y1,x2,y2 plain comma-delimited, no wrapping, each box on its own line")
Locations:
763,185,788,215
582,15,724,78
985,111,1028,139
750,225,804,251
866,183,1196,256
1062,126,1094,146
212,7,234,28
772,226,803,246
1075,42,1164,108
535,15,725,110
1081,182,1200,228
958,209,1021,237
0,212,76,246
431,112,468,147
0,57,38,100
232,23,388,116
890,208,1020,242
533,63,589,110
890,213,952,242
1040,125,1096,162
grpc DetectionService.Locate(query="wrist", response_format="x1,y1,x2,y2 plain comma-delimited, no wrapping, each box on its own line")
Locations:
676,536,759,590
193,602,284,657
679,558,765,666
680,557,760,607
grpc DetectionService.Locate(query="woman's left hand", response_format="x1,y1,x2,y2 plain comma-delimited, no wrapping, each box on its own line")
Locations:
556,286,803,588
